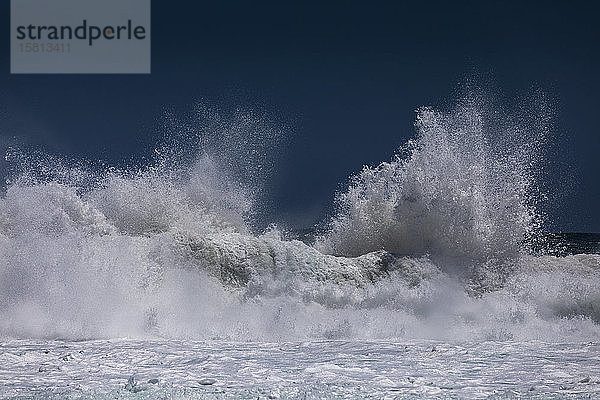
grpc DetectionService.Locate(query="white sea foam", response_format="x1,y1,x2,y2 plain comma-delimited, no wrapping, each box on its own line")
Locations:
0,95,598,343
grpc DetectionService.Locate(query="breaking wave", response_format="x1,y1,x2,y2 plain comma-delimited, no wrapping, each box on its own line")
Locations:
0,94,599,342
315,92,545,261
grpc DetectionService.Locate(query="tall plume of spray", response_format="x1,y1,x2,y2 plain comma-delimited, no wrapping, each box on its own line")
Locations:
154,102,288,231
0,103,288,339
316,88,552,263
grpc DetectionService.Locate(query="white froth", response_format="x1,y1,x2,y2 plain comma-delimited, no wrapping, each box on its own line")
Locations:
0,96,598,343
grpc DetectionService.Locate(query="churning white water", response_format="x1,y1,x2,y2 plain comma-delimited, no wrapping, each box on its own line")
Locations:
0,94,599,399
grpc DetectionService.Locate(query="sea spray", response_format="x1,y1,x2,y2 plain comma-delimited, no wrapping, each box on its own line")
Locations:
0,93,599,342
316,92,546,261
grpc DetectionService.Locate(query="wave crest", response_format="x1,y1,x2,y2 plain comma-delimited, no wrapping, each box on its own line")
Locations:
316,94,546,261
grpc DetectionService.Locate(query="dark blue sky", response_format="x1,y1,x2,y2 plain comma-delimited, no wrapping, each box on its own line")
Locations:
0,1,599,231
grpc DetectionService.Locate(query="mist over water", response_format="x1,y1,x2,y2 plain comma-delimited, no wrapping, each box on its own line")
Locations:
1,92,599,342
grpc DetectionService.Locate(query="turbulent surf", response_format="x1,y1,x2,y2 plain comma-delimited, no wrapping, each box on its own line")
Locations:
0,93,599,345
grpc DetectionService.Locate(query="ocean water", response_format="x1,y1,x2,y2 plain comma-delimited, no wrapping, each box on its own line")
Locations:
0,93,599,399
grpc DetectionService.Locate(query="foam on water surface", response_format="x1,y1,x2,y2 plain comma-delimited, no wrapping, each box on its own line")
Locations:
1,339,600,399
